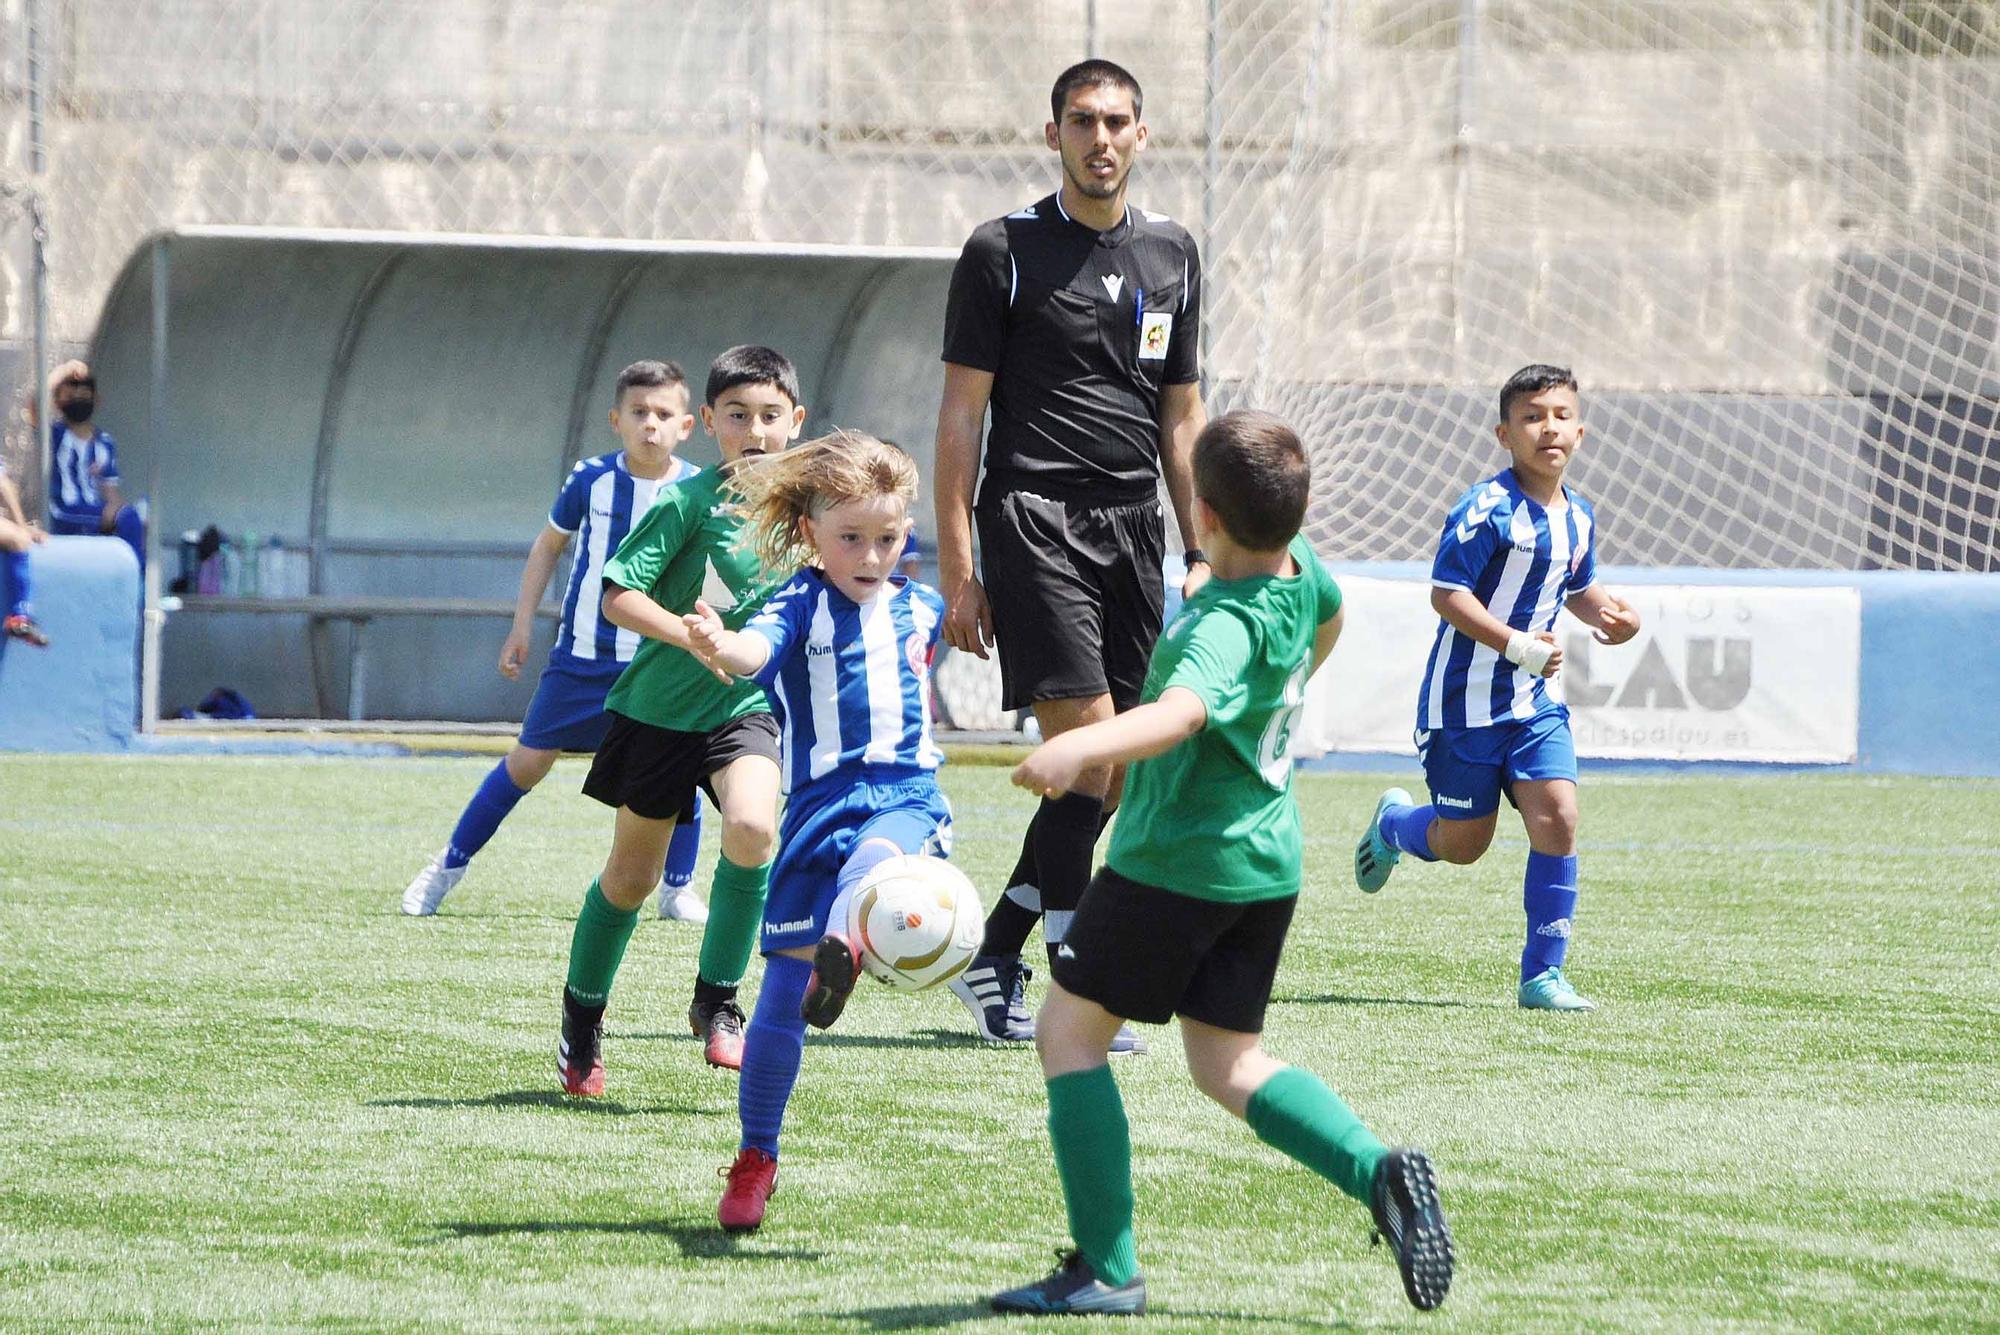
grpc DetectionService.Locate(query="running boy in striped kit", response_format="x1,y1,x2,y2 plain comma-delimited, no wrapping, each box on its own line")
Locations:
1354,364,1641,1012
401,360,707,920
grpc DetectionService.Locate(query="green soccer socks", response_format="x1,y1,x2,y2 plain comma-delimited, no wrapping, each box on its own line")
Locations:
1245,1065,1389,1204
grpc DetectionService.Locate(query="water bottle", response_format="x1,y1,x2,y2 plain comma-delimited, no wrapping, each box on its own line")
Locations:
241,532,260,598
220,540,242,596
178,530,201,588
260,536,284,598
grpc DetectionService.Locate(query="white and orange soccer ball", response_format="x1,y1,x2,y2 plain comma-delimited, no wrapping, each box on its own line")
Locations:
844,854,985,992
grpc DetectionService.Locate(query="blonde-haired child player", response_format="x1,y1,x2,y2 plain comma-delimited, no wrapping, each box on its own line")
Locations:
990,410,1453,1316
681,430,953,1235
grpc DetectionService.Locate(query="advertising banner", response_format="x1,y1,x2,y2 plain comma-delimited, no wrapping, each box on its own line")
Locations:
1300,578,1861,763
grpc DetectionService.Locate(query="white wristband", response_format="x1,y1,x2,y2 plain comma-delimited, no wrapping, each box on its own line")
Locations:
1505,631,1555,675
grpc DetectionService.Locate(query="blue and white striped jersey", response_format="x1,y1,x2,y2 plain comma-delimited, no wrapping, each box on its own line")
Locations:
744,569,946,794
548,451,700,666
50,425,121,528
1418,469,1599,731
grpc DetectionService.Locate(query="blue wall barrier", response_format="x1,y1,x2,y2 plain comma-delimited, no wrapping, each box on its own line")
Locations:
1293,562,2000,779
0,537,140,752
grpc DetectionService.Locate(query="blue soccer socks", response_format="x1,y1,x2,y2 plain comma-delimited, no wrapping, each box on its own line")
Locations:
1380,800,1438,861
662,800,702,888
738,954,811,1156
3,548,30,619
1522,851,1580,981
445,760,530,868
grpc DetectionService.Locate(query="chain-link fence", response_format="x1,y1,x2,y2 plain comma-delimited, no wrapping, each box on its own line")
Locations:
4,0,1998,568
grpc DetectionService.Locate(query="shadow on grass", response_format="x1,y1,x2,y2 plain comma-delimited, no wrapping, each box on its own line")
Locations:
367,1089,721,1117
1275,992,1488,1010
618,1027,986,1051
820,1301,996,1329
830,1302,1350,1330
435,1217,820,1261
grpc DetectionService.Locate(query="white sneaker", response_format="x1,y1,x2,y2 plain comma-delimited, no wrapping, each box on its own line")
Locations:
658,883,709,923
401,854,466,916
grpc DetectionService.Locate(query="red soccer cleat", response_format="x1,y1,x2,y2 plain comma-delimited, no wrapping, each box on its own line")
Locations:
688,998,746,1070
717,1147,779,1233
800,932,860,1031
3,614,49,648
557,1000,605,1097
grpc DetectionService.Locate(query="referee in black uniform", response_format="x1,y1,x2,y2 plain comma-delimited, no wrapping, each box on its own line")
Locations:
935,60,1208,1052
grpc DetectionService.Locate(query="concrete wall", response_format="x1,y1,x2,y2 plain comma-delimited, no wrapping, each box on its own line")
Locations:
0,537,138,751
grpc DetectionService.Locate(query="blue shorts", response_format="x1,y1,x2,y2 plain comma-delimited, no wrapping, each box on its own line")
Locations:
517,658,626,752
761,774,954,954
1417,706,1577,821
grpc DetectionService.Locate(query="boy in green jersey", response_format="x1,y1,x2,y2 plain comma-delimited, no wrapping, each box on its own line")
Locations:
558,346,806,1091
990,410,1455,1317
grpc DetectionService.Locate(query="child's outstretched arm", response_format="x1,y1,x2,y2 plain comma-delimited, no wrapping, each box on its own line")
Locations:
603,584,699,652
1432,587,1563,678
1565,585,1641,645
682,597,772,683
1012,689,1207,800
500,526,570,680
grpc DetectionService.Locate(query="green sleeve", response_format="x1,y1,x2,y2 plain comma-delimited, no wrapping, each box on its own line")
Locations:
1163,609,1256,727
1294,535,1342,622
604,486,692,592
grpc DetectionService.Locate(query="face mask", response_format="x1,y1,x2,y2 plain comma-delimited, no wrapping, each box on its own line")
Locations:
59,396,95,424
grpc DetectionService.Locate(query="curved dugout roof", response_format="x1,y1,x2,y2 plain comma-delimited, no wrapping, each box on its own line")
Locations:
92,227,957,721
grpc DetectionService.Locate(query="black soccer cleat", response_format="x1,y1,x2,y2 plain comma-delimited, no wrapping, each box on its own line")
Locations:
557,993,605,1097
1369,1148,1454,1311
948,952,1035,1043
800,932,860,1031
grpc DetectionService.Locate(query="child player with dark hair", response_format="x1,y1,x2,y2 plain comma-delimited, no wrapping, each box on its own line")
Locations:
402,360,707,919
1353,363,1640,1013
990,409,1455,1316
554,345,807,1088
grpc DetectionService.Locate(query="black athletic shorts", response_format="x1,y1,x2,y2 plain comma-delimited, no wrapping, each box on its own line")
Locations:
976,488,1167,714
581,710,781,822
1051,866,1298,1033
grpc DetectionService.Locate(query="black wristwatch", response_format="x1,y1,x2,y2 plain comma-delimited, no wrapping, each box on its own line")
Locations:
1183,548,1210,567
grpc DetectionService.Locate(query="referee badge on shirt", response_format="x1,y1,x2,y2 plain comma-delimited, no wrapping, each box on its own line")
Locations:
1139,311,1173,360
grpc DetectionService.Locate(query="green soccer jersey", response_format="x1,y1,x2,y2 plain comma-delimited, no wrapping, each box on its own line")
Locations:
601,468,787,732
1106,534,1342,902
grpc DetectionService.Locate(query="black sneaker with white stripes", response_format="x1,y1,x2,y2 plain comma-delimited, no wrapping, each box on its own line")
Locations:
1369,1148,1454,1310
948,952,1035,1043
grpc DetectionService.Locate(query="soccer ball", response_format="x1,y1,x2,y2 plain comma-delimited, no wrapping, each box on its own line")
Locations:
845,855,985,992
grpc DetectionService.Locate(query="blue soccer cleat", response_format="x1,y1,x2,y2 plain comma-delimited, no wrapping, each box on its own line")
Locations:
992,1250,1146,1316
1354,787,1412,894
1518,966,1597,1012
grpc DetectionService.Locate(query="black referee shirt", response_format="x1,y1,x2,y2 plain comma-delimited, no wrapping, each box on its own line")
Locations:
943,192,1202,506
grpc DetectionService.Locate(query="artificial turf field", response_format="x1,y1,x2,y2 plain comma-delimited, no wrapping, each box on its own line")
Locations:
2,753,1996,1332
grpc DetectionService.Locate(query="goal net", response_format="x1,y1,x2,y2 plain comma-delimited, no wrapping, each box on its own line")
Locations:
4,0,1995,581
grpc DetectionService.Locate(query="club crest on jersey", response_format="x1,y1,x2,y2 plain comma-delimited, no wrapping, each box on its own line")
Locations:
905,631,929,678
1139,312,1173,360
